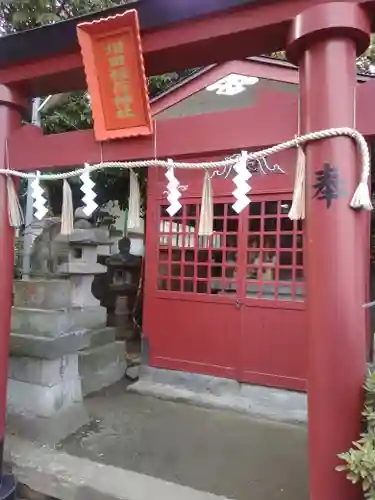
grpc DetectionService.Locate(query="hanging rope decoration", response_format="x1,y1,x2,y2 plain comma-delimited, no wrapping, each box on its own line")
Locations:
31,171,48,221
3,127,372,235
80,166,98,217
232,150,252,213
165,158,182,216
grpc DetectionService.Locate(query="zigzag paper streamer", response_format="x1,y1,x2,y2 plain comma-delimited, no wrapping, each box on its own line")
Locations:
232,151,251,213
31,171,48,220
80,166,98,216
165,159,182,216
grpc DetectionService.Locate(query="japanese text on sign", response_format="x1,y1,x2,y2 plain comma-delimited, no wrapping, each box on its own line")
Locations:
105,39,135,120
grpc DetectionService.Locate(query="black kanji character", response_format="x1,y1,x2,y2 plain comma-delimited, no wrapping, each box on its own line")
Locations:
312,163,341,208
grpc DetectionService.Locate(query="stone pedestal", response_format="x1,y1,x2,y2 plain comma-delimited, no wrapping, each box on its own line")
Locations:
55,220,127,395
9,280,89,442
8,354,81,418
9,222,127,429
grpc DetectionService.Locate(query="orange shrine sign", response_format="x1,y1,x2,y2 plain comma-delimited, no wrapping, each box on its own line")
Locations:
77,9,152,141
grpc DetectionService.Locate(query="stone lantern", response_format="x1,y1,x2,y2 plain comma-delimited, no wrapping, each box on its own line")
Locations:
106,236,142,341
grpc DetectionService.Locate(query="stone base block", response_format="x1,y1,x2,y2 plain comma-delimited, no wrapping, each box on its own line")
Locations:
81,362,127,396
88,327,116,348
13,280,72,310
10,328,116,359
8,354,79,387
79,341,125,376
10,331,90,359
12,306,107,337
79,341,126,396
7,377,82,418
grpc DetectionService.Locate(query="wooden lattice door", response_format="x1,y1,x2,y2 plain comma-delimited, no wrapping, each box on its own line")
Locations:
237,195,307,390
148,198,242,379
145,194,307,388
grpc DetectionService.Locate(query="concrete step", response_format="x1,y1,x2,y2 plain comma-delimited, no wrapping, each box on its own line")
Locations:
13,280,72,310
129,366,307,424
6,437,230,500
12,307,107,337
79,341,125,376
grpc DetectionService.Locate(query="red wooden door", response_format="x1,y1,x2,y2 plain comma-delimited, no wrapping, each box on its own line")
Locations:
144,163,308,389
145,197,242,379
236,195,307,390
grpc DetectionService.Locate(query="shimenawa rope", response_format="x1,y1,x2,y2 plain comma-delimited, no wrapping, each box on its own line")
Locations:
3,127,373,232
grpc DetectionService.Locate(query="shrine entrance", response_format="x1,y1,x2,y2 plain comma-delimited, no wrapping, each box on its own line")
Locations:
144,148,307,390
1,2,375,500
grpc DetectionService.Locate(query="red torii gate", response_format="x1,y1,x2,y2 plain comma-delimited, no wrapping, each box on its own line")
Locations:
0,1,375,500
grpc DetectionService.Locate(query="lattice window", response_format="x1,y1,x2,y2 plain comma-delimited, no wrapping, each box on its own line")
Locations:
157,199,304,301
246,200,304,301
158,203,239,295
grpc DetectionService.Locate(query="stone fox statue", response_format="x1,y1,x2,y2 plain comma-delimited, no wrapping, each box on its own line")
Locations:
29,218,70,277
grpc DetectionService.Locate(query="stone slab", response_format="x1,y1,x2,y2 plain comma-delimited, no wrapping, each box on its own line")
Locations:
128,366,307,424
7,377,82,418
57,262,106,275
8,354,79,387
12,307,106,337
9,331,92,359
79,341,125,377
9,328,116,359
13,280,72,310
81,361,127,396
5,437,230,500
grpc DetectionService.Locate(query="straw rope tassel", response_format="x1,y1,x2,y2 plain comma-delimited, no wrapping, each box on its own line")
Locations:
198,170,214,236
288,145,306,220
6,175,24,228
350,179,373,210
60,179,74,235
127,169,141,230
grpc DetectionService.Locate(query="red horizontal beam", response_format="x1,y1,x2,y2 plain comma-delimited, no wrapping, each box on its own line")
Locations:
8,96,298,171
0,0,368,96
8,77,375,172
8,81,375,171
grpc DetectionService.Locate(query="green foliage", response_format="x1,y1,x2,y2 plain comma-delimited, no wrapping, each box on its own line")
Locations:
337,369,375,499
357,35,375,75
0,0,122,32
40,92,93,133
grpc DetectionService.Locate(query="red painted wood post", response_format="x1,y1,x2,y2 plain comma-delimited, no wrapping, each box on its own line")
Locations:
0,86,24,500
287,3,371,500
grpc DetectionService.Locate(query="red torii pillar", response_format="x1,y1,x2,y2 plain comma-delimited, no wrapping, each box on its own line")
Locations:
286,3,370,500
0,86,25,499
